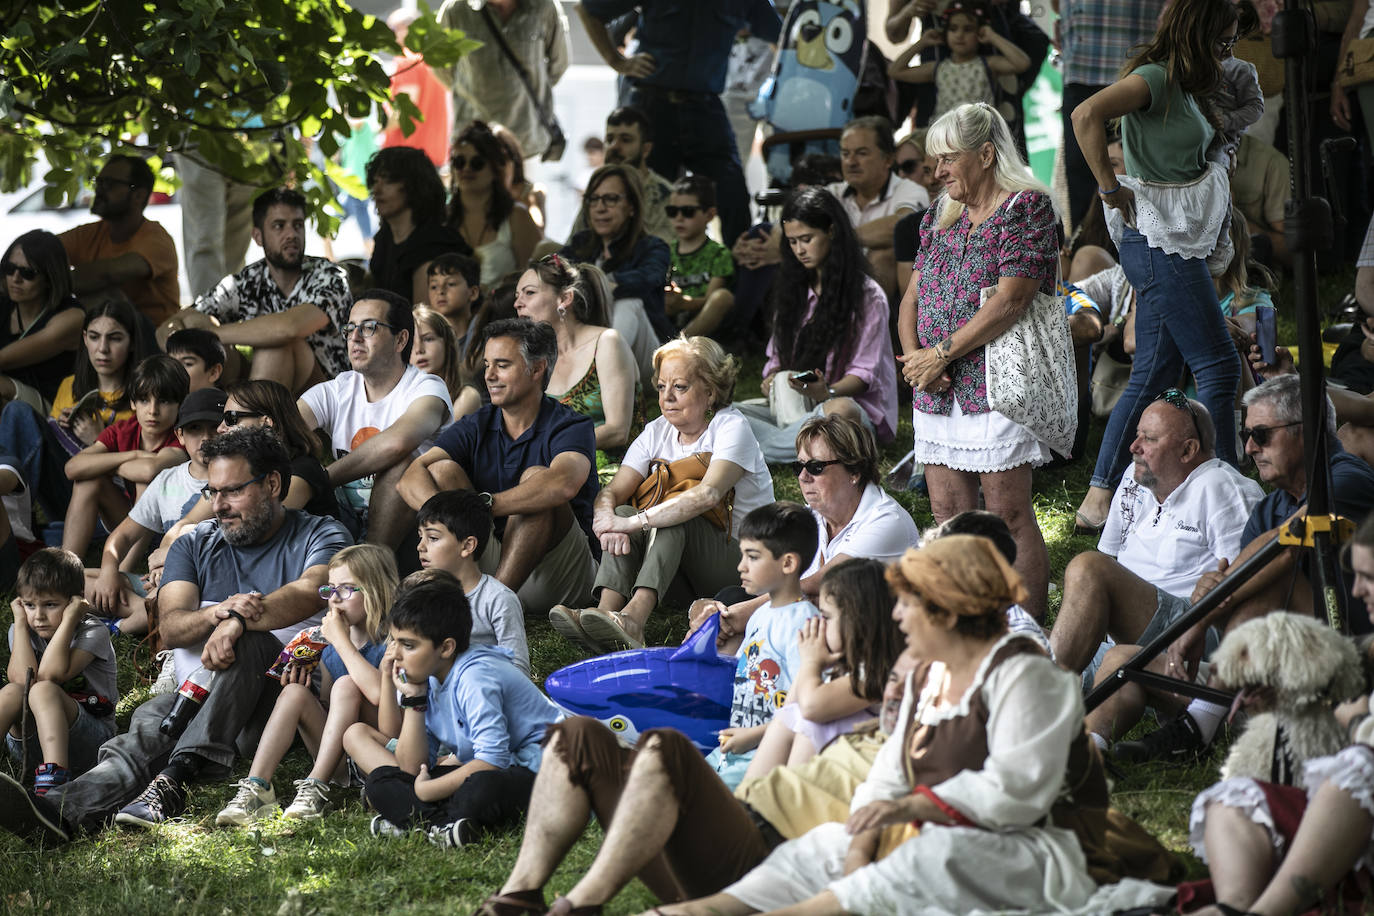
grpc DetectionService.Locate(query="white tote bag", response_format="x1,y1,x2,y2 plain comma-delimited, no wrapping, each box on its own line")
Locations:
982,281,1079,458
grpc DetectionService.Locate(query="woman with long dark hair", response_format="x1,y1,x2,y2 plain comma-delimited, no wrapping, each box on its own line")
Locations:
446,121,540,286
366,146,469,304
735,186,897,462
1070,0,1243,533
0,230,83,411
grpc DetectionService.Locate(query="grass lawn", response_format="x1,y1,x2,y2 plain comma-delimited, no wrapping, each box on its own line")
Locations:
0,264,1353,913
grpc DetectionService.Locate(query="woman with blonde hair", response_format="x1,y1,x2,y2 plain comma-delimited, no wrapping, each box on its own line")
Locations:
549,335,773,652
215,543,399,825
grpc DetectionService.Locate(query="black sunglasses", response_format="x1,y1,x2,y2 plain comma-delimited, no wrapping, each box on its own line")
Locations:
451,154,487,173
1240,421,1301,447
895,159,921,175
664,205,701,218
222,409,264,427
2,262,38,281
1155,388,1203,442
790,458,844,477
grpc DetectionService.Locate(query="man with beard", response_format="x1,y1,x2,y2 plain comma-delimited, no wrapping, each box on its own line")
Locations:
61,154,181,326
571,107,675,245
0,426,351,841
156,188,352,395
1050,394,1262,680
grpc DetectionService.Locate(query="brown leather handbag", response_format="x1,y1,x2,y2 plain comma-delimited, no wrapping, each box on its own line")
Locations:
631,452,734,533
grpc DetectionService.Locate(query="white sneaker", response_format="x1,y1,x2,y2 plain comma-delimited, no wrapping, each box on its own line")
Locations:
215,778,277,826
151,651,177,695
283,778,332,820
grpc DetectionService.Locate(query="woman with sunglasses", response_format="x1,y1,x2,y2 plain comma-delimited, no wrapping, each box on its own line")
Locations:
0,230,84,412
446,121,541,287
513,257,640,452
560,163,672,384
1070,0,1244,535
548,335,773,653
736,186,897,464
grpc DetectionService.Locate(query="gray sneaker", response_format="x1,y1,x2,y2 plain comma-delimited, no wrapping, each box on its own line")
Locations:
215,778,277,826
151,651,177,695
283,778,332,820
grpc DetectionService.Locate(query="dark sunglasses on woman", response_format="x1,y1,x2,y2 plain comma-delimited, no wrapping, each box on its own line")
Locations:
451,154,487,173
222,409,264,427
895,159,921,176
2,262,38,281
790,458,843,477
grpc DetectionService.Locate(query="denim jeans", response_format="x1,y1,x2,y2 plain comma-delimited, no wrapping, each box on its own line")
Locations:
624,83,750,246
1090,227,1240,490
0,401,72,522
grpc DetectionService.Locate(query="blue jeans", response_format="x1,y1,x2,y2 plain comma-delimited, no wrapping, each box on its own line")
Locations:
1090,228,1240,490
624,83,750,247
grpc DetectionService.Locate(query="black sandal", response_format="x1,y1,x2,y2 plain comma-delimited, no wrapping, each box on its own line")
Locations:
545,897,602,916
470,890,546,916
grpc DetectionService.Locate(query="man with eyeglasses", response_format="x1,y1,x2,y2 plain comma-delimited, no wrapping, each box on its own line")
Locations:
60,154,180,326
297,290,452,550
155,188,352,395
0,425,351,841
1049,391,1262,691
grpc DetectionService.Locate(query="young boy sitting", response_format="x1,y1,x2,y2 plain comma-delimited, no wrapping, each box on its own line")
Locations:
62,354,190,560
1,548,119,796
665,175,736,339
427,253,482,359
709,500,819,789
84,387,226,634
343,570,562,846
415,490,528,674
165,327,226,392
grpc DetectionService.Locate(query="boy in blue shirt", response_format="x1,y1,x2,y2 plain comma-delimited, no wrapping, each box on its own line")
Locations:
343,570,561,847
709,500,819,788
415,490,529,674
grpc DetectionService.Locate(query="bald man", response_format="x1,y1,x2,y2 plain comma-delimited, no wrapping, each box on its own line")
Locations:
1049,393,1264,679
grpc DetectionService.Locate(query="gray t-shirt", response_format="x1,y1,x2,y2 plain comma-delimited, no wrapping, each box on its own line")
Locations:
8,616,119,715
467,573,529,675
162,509,352,681
129,460,203,534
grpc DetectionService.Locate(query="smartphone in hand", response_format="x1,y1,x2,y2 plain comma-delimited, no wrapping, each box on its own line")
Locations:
1255,304,1277,367
791,370,820,384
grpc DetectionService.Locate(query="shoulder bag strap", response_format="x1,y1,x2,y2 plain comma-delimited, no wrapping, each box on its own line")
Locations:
479,7,558,135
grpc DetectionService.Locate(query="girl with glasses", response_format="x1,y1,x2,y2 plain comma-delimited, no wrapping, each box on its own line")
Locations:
215,543,399,825
0,230,84,413
445,120,541,287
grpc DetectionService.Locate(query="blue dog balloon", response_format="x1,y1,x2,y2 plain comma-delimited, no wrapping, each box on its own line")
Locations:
544,614,735,753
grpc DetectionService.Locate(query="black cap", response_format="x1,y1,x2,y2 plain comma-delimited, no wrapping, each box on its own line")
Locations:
177,387,227,428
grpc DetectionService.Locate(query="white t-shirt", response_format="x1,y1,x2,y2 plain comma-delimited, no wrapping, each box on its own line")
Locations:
1099,458,1264,598
467,573,529,675
129,461,203,534
0,460,34,542
826,173,929,239
803,482,921,579
299,365,452,510
622,407,775,540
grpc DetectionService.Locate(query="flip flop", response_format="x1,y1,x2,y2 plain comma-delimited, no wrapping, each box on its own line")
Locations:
1073,510,1107,536
548,605,601,655
580,610,644,651
469,890,547,916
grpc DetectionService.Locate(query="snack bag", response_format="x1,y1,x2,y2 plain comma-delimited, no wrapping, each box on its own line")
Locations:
266,626,328,679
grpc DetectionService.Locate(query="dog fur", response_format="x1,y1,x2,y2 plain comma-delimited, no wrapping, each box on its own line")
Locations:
1211,611,1365,783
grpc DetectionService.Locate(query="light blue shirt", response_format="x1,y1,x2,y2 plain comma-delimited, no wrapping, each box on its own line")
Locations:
425,644,562,771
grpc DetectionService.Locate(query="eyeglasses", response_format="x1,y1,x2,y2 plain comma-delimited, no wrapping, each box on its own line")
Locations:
1240,421,1301,447
201,473,266,500
895,159,921,175
790,458,844,477
1216,35,1238,53
451,154,487,173
1,262,38,281
341,319,399,339
221,409,264,427
319,584,363,600
585,193,625,209
93,176,136,192
664,205,700,218
1155,388,1204,442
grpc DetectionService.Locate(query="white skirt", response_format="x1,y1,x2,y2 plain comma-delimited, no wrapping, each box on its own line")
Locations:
912,398,1051,473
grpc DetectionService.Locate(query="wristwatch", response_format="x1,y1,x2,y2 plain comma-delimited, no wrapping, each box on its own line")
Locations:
399,693,430,711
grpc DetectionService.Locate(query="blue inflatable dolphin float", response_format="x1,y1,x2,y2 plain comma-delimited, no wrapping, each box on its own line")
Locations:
544,614,735,754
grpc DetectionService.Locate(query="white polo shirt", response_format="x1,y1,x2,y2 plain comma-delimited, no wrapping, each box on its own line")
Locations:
826,173,930,238
1099,458,1264,598
803,482,921,578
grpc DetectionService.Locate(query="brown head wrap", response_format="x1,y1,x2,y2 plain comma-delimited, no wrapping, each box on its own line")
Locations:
891,535,1028,619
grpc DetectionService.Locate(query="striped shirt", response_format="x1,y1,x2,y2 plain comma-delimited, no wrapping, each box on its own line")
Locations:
1060,0,1168,87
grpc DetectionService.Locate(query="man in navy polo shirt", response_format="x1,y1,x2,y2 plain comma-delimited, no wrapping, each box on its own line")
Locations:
399,318,598,613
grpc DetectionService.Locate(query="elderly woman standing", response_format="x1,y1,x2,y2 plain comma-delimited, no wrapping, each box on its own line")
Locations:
549,336,773,652
895,101,1058,618
655,537,1170,916
1071,0,1242,533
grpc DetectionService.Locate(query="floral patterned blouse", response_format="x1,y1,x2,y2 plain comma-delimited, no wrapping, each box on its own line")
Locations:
912,190,1058,416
